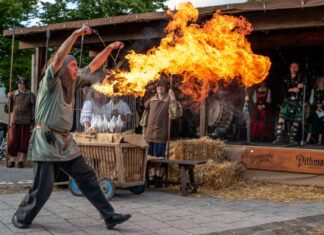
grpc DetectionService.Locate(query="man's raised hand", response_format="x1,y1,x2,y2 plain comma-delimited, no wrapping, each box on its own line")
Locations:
108,41,124,50
75,26,93,37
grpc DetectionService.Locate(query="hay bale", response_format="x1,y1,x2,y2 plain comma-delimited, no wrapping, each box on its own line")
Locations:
195,160,244,190
167,137,241,189
172,137,227,162
168,160,245,190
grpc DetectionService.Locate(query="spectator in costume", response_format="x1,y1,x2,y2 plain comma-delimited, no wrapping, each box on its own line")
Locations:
306,77,324,144
140,75,182,188
7,77,35,168
80,89,109,131
273,62,304,146
250,81,273,141
106,96,132,122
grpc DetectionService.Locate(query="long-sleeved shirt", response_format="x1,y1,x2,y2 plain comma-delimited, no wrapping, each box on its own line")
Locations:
8,89,35,125
80,100,109,125
106,100,132,118
141,94,182,144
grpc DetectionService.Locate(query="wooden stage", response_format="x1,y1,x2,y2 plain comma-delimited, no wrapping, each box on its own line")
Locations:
225,142,324,186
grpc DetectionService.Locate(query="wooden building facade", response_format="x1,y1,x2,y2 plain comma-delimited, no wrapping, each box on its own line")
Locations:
3,0,324,135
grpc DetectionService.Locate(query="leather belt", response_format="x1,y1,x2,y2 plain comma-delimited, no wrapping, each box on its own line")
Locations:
35,125,68,150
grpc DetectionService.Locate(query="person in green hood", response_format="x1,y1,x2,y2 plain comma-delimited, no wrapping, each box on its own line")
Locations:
12,26,131,230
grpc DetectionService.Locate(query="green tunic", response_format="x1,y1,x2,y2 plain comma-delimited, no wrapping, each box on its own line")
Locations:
29,65,90,162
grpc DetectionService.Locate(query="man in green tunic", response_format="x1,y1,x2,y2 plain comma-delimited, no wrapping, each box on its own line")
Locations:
12,26,131,230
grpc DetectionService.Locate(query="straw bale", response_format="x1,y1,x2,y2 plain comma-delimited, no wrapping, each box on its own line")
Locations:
195,160,244,189
168,160,245,190
172,137,227,162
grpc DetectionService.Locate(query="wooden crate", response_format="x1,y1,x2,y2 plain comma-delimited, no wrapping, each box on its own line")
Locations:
74,133,147,188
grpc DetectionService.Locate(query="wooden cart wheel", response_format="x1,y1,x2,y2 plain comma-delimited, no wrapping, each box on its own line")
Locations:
99,178,115,200
68,178,83,197
129,184,145,195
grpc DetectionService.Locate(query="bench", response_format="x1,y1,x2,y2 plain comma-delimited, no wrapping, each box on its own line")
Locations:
147,159,206,196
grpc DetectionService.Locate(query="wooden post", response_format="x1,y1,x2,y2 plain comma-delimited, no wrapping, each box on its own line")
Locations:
199,82,209,137
199,99,207,137
31,54,37,94
35,47,46,91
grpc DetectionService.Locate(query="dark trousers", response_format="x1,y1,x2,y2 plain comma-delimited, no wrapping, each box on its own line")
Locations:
8,124,31,156
16,156,114,224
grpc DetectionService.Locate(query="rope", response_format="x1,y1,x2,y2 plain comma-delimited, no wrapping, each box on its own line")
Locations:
79,23,86,67
93,29,120,70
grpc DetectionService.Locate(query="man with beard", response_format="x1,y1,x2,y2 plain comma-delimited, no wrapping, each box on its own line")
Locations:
12,26,131,230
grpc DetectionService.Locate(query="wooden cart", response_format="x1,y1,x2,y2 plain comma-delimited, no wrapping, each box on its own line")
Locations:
71,133,147,199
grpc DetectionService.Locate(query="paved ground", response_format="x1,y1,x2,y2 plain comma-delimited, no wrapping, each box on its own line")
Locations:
0,160,324,234
0,188,322,235
0,160,33,185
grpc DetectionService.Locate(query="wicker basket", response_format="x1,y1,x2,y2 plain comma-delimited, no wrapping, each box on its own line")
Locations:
73,133,147,188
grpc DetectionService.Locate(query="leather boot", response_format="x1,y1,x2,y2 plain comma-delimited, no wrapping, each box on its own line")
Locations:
105,213,131,229
7,161,15,168
287,123,299,147
273,122,284,145
12,213,30,229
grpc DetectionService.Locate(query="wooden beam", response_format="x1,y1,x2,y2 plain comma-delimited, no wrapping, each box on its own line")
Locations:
244,6,324,31
250,30,324,49
19,41,38,49
3,12,169,37
4,0,324,38
18,23,166,49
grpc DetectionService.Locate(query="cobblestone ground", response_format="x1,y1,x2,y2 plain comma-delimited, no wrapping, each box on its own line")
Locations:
0,189,323,235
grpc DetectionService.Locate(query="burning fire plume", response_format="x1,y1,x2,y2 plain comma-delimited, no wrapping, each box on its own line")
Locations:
94,2,271,102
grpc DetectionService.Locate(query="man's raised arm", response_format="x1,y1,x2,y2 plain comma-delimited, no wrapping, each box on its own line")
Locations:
52,26,93,74
88,41,124,73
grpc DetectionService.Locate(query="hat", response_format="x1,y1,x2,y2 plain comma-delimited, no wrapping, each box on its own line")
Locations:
155,79,169,89
155,73,170,89
16,76,27,84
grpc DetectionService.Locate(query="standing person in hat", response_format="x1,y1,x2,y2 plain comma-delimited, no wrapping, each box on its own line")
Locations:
7,77,36,168
12,26,131,230
140,75,182,188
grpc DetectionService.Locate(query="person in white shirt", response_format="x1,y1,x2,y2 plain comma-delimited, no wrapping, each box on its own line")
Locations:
106,96,132,122
80,89,108,131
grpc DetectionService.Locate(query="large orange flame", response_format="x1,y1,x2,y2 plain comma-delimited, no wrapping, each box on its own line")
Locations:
93,2,271,102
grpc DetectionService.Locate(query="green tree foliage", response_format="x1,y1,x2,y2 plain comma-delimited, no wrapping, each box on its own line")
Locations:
38,0,74,24
1,0,167,93
39,0,167,24
71,0,167,20
0,0,37,92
